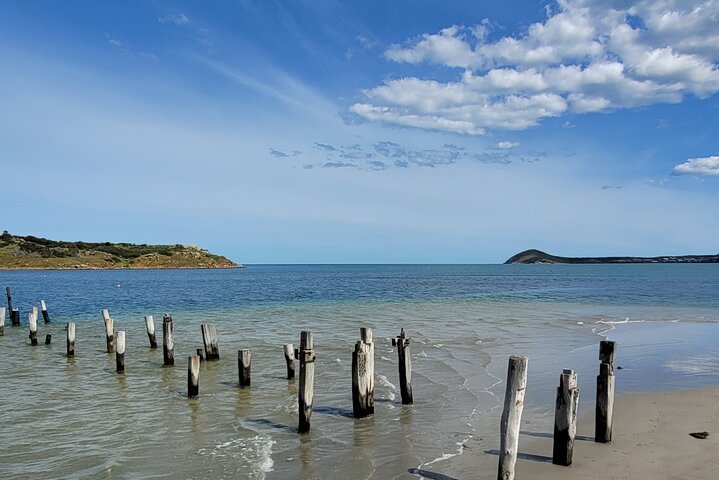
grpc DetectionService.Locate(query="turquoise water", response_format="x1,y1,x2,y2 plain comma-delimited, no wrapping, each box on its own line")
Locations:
0,265,718,479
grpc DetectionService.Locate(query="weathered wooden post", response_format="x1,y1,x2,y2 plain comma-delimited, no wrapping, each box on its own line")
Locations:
201,324,220,360
595,340,616,443
553,369,579,466
497,355,528,480
188,355,200,397
6,287,13,315
145,315,158,348
0,307,5,335
102,309,114,353
11,308,20,326
40,300,50,323
28,312,38,345
45,334,52,345
116,331,126,374
392,328,413,404
298,331,316,433
162,314,174,366
238,349,251,387
67,322,76,357
352,327,375,418
283,343,296,379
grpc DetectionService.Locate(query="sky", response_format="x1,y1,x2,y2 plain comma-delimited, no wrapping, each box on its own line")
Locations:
1,0,718,263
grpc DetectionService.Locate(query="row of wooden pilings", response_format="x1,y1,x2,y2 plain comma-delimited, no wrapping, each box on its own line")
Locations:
4,287,615,479
2,287,51,336
2,294,414,434
498,340,616,479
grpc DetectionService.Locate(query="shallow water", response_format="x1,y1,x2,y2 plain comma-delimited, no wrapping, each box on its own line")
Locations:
0,265,718,479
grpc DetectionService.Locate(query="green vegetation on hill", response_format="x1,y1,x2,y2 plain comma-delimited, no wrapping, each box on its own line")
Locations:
0,231,241,269
505,249,719,264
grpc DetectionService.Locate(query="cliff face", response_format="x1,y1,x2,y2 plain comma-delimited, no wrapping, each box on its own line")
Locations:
0,231,241,269
505,249,719,264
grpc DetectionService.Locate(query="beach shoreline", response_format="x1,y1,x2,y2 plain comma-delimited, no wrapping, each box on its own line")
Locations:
427,385,719,480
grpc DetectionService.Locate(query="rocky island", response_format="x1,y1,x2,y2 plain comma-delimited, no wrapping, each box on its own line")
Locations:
0,231,242,269
505,249,719,264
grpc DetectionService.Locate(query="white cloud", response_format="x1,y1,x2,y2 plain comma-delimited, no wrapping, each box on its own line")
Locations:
352,0,719,134
158,13,190,26
385,26,478,68
497,141,520,149
673,156,719,176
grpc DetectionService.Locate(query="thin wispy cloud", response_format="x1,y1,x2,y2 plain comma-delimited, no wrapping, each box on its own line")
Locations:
497,141,520,150
158,13,190,26
351,0,719,135
673,156,719,176
270,148,302,158
292,140,538,171
105,33,156,60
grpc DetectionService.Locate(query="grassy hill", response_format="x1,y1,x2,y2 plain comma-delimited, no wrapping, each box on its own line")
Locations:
0,231,241,269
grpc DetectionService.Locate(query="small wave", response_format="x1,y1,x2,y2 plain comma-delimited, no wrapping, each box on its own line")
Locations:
418,438,471,469
597,317,644,325
334,358,342,364
665,355,719,375
380,356,392,362
198,434,275,479
418,350,428,358
377,374,397,401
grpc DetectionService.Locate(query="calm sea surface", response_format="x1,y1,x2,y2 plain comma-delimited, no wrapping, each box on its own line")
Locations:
1,265,718,479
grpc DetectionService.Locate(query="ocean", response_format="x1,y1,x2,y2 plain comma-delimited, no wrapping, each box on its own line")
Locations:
1,265,718,479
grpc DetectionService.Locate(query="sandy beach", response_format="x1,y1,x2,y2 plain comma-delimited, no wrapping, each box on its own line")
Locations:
514,386,719,480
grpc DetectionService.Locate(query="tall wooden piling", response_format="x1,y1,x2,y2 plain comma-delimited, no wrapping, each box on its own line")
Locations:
6,287,13,315
498,355,528,480
115,331,126,373
298,331,316,433
352,327,375,418
392,328,413,404
102,309,114,353
0,307,5,335
238,349,251,387
67,322,76,357
145,315,158,348
163,314,174,366
201,324,220,360
553,369,579,466
283,343,296,379
188,355,200,397
595,340,616,443
11,308,20,326
28,312,39,345
40,300,50,323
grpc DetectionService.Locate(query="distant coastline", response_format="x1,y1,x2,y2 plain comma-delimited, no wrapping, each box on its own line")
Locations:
505,249,719,264
0,231,242,270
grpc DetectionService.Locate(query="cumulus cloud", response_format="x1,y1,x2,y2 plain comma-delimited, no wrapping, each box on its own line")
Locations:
352,0,719,134
497,141,520,149
673,156,719,176
158,13,190,26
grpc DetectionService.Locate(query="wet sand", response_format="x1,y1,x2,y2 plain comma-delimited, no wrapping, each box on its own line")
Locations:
440,386,719,480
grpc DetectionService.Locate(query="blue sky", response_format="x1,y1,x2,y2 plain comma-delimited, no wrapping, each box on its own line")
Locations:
1,0,718,263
